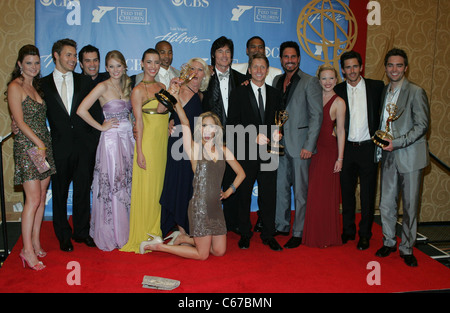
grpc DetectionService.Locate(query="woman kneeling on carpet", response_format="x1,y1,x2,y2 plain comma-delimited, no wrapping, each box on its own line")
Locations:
140,76,245,260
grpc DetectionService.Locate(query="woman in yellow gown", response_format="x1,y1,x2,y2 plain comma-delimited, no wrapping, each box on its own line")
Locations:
120,48,169,253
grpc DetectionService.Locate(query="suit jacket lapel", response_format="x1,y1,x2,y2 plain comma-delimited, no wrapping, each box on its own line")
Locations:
365,81,374,131
71,74,80,116
395,78,409,116
340,84,350,133
285,69,301,106
264,86,277,125
48,74,70,115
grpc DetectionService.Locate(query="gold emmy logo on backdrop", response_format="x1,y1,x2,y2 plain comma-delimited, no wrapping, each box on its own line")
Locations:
297,0,358,70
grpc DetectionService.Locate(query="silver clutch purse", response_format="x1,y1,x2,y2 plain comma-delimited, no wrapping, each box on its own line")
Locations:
27,147,50,174
142,275,180,290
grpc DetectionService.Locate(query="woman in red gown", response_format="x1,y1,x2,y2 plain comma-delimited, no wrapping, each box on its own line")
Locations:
302,65,346,248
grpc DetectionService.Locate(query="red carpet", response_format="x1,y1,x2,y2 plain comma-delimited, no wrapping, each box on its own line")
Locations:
0,214,449,294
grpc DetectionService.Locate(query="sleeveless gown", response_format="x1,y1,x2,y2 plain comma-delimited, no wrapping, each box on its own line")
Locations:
188,155,227,237
302,94,342,248
120,98,169,253
13,96,56,185
90,99,135,251
160,92,203,236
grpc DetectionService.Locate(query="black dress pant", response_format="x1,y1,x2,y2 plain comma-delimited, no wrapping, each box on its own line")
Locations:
340,141,378,239
52,148,96,242
237,159,277,240
222,163,239,231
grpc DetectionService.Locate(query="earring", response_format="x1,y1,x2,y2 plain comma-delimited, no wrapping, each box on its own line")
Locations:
20,67,23,74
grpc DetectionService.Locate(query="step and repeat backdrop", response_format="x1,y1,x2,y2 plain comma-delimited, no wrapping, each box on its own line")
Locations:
35,0,356,215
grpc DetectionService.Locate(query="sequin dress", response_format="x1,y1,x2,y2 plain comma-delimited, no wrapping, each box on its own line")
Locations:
13,96,56,185
90,99,135,251
188,155,227,237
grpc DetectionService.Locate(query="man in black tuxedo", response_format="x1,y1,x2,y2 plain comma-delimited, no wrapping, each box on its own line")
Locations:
41,38,102,251
202,36,247,233
334,50,384,250
227,53,283,251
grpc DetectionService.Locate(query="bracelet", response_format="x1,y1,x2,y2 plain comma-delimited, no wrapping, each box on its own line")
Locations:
229,183,236,194
38,147,47,150
337,158,343,161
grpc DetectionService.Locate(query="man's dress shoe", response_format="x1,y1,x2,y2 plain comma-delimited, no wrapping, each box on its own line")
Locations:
238,236,250,249
262,237,282,251
60,239,73,252
283,236,302,249
73,236,96,247
401,254,418,267
341,233,355,244
375,245,397,257
357,237,370,250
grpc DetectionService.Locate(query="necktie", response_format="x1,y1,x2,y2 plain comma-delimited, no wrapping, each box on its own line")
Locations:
258,88,264,121
218,71,229,81
61,74,69,112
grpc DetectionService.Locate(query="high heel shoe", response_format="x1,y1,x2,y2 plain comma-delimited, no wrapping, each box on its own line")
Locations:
19,252,45,271
139,234,163,254
164,231,181,246
35,250,47,258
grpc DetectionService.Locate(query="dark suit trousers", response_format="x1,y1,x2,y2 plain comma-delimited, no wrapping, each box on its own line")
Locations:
52,148,96,242
237,160,277,240
222,163,239,231
340,141,378,239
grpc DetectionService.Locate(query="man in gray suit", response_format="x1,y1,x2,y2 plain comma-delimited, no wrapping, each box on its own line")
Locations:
375,48,430,267
273,41,323,248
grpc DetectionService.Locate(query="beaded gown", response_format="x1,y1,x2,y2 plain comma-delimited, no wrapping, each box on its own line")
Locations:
302,94,342,248
90,99,135,251
13,96,56,185
188,154,227,237
120,98,169,253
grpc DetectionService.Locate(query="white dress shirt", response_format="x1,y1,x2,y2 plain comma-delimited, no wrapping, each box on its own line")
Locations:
155,66,172,89
217,67,230,115
347,77,370,142
250,81,266,111
381,81,403,134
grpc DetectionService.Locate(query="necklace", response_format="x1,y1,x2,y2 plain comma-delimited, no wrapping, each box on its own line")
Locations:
110,81,122,99
186,84,197,94
142,80,157,84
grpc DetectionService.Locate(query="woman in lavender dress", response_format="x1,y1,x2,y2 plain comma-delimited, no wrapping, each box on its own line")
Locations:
77,50,134,251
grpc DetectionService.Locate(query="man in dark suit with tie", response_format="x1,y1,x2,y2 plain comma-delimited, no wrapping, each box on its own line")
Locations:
227,53,283,251
375,48,430,267
202,36,247,233
40,38,102,251
334,50,384,250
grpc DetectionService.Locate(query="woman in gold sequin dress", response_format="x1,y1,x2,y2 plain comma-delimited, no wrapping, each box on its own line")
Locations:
6,45,56,270
140,77,246,260
120,48,169,253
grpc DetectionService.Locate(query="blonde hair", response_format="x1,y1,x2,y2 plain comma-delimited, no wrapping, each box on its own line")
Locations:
193,111,223,147
188,57,211,92
316,64,341,83
105,50,132,99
